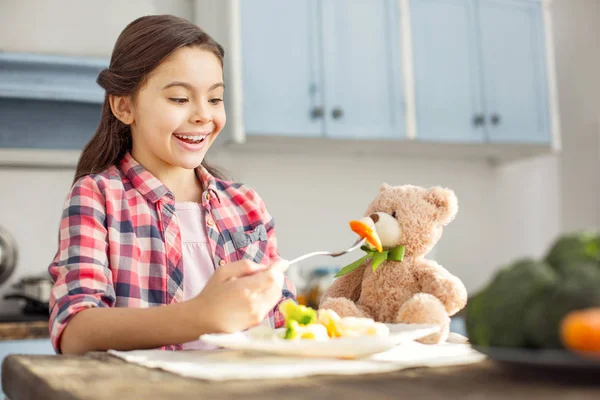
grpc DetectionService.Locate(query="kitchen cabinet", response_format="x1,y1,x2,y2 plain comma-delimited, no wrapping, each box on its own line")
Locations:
240,0,406,139
241,0,556,150
239,0,323,137
0,0,559,165
411,0,552,144
477,0,551,143
410,0,484,143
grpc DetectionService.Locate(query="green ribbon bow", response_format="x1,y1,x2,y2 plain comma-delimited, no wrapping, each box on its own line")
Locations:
335,244,405,278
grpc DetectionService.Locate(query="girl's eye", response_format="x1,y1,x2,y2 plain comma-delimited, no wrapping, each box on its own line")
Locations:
209,98,223,105
169,98,188,104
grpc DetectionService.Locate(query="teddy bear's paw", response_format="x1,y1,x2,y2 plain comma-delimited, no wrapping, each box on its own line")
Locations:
437,277,468,316
319,297,367,319
395,293,450,344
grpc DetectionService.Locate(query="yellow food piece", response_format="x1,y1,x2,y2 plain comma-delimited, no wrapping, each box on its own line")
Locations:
317,309,342,338
286,320,330,341
280,303,391,341
317,308,390,338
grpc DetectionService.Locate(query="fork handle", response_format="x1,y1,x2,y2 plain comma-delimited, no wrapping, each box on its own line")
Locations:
286,238,366,268
287,251,331,266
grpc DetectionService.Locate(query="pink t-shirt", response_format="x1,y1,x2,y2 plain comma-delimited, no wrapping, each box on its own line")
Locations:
176,202,218,350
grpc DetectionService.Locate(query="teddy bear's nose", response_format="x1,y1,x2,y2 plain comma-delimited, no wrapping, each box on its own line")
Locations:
370,213,379,223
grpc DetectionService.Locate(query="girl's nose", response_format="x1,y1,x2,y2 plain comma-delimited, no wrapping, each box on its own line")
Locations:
193,106,212,124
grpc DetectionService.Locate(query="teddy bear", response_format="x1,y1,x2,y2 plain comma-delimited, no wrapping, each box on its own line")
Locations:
320,183,468,344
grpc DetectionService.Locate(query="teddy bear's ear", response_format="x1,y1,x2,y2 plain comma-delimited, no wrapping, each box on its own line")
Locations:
426,187,458,225
379,182,390,192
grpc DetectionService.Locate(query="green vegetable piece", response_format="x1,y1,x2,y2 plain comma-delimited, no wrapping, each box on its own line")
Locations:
285,320,300,339
335,254,369,277
524,262,600,349
279,299,317,327
465,258,557,347
544,231,600,276
388,245,405,261
372,251,388,272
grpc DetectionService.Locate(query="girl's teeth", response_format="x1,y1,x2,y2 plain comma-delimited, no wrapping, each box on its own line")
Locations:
175,134,206,142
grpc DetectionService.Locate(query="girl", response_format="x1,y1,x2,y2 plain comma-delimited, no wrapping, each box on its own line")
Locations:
48,15,295,354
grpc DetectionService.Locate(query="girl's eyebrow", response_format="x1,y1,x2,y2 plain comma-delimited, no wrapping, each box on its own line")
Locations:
162,81,225,91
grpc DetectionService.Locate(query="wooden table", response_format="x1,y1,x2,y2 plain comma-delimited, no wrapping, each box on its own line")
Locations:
2,352,599,400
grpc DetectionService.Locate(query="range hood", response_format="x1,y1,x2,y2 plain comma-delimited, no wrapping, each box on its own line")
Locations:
0,52,106,167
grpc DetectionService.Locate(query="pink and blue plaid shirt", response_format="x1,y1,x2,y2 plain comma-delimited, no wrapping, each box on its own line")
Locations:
48,153,296,353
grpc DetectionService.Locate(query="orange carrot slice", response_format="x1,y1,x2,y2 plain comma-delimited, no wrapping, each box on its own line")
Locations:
349,220,383,252
560,307,600,354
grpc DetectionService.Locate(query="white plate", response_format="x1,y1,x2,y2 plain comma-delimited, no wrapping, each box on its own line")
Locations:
199,323,440,359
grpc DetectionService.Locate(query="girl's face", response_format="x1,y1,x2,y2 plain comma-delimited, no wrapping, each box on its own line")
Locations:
129,46,226,172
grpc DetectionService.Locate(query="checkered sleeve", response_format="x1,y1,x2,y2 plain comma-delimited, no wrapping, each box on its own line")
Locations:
250,189,297,328
48,176,116,353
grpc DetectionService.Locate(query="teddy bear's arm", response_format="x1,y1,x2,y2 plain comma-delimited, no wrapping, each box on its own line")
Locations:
414,259,467,316
321,262,367,303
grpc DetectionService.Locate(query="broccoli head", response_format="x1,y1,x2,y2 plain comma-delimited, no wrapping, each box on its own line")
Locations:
278,299,317,327
466,258,557,347
524,262,600,348
544,232,600,276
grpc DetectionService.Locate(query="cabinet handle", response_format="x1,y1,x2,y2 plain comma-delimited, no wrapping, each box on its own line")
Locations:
311,106,324,119
472,114,485,127
491,114,501,126
331,108,344,119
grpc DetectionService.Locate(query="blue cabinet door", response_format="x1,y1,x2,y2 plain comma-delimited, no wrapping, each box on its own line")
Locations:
477,0,551,143
320,0,405,139
240,0,324,137
411,0,485,143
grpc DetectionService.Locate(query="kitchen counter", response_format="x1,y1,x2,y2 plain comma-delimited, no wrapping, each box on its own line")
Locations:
0,320,49,341
2,352,599,400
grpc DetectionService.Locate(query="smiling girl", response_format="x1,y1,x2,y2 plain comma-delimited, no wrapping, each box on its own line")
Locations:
48,15,295,354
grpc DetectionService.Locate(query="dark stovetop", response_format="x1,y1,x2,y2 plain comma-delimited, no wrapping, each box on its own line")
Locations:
0,293,50,323
0,312,49,323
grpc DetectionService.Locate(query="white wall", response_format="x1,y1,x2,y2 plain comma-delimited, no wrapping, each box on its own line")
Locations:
0,0,596,312
212,150,499,293
551,0,600,231
0,0,193,57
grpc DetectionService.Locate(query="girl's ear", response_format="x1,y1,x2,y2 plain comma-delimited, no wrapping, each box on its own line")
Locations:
109,95,135,125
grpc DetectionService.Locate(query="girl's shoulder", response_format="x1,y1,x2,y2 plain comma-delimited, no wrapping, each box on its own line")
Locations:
70,165,126,196
213,177,262,202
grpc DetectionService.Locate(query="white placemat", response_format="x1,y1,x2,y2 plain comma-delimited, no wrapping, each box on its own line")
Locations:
108,341,486,381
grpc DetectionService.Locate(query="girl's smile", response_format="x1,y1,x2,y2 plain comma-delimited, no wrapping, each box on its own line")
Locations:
173,131,212,151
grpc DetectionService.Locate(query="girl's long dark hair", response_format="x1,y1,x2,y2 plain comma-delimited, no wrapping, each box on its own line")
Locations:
74,15,226,183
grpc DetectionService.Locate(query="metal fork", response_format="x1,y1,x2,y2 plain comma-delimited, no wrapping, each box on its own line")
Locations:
286,237,367,267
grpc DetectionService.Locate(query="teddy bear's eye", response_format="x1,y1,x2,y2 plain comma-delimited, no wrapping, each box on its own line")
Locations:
392,211,397,218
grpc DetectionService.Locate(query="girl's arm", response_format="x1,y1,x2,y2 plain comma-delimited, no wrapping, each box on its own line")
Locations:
49,175,116,353
52,177,285,354
60,299,207,354
60,259,285,355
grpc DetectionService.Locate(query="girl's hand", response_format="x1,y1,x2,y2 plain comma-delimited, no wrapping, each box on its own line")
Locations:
191,259,287,333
